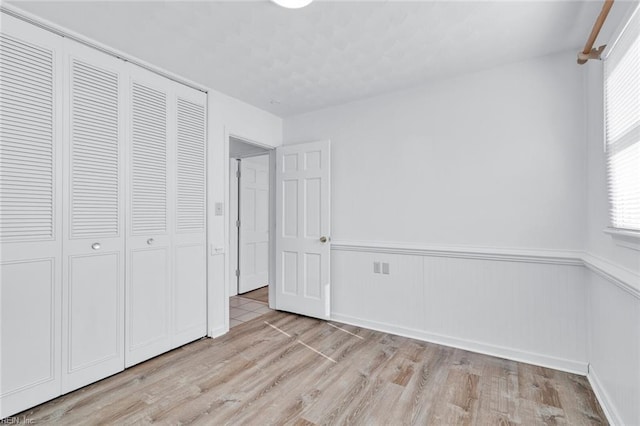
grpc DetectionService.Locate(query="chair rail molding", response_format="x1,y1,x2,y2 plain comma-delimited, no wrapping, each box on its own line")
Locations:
331,240,584,266
582,252,640,299
332,240,639,298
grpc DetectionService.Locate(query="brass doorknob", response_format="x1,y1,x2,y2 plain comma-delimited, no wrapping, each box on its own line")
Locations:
320,236,328,243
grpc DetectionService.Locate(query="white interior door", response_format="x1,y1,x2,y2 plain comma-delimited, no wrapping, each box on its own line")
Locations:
125,65,172,367
62,39,126,392
239,155,270,294
275,140,331,319
0,16,64,418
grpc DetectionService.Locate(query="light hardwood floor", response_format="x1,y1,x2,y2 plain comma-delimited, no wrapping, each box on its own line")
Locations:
16,310,606,425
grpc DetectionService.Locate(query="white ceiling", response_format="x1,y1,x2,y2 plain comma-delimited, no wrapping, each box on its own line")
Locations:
5,1,631,117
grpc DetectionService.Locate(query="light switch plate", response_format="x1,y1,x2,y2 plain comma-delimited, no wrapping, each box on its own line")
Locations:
215,202,224,216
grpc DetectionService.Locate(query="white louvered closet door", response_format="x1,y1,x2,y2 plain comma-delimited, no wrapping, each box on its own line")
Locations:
125,66,172,367
171,84,207,347
61,40,126,392
0,16,63,419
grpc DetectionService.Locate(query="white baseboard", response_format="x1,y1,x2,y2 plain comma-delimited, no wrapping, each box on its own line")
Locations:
588,365,622,426
331,312,588,376
208,324,228,339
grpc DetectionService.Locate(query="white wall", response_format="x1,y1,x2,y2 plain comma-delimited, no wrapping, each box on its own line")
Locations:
285,51,590,373
207,91,282,337
285,51,587,251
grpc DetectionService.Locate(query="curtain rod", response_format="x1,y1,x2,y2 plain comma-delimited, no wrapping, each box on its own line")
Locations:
577,0,614,64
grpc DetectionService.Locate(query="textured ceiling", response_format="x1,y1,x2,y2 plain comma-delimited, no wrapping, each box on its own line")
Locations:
5,1,627,117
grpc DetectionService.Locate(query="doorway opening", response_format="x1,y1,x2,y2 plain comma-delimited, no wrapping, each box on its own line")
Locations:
228,136,274,328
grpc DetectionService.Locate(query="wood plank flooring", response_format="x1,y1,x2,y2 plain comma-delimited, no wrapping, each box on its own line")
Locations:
16,311,606,425
239,286,269,303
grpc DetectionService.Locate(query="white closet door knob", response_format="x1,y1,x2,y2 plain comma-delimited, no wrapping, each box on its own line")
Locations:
91,243,101,250
147,238,154,245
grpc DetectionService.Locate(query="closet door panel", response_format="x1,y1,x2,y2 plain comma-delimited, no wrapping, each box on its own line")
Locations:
172,89,207,347
1,260,55,389
174,243,206,341
0,15,63,419
62,40,125,393
68,253,120,369
125,67,172,367
127,247,170,366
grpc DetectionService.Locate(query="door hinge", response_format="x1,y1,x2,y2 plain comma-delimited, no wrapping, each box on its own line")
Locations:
236,220,240,228
235,269,240,277
236,170,241,178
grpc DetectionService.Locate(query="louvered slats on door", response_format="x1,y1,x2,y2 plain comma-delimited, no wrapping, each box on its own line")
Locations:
0,34,54,241
176,98,205,232
70,60,120,238
131,83,167,234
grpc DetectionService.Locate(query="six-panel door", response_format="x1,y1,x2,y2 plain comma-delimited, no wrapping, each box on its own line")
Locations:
275,140,331,319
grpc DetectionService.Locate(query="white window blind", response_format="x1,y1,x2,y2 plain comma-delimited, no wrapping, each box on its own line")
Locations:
604,6,640,231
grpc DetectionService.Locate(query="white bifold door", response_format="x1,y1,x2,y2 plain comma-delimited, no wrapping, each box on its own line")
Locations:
171,86,208,348
275,140,331,319
126,65,207,367
125,66,172,366
238,155,270,294
0,17,64,417
62,39,127,393
0,12,207,418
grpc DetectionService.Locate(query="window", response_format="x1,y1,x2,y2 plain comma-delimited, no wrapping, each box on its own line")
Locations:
604,6,640,235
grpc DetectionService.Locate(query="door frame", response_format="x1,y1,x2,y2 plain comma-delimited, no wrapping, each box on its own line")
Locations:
225,133,276,314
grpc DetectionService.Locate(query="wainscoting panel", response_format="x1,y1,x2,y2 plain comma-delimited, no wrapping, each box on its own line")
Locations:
587,267,640,426
331,243,589,374
422,256,587,370
332,251,424,331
